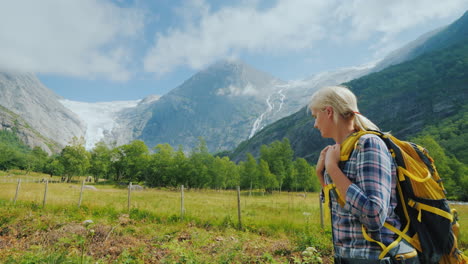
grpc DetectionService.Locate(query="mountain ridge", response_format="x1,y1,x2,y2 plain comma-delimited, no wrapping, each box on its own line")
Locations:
229,40,468,163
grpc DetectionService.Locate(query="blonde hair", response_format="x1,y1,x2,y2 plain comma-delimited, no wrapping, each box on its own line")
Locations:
307,85,379,131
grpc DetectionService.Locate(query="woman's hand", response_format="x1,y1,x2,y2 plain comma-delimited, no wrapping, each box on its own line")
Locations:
316,146,329,187
324,143,351,198
325,144,341,170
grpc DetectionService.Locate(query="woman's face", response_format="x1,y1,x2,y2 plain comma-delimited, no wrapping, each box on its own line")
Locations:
311,107,333,138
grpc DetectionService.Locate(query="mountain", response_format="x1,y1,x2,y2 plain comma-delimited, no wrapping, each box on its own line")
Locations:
0,72,86,153
374,11,468,71
229,12,468,163
109,95,160,147
138,60,285,152
122,58,373,153
281,63,375,114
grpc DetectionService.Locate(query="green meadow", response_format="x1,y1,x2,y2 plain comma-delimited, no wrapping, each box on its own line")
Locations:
0,173,466,263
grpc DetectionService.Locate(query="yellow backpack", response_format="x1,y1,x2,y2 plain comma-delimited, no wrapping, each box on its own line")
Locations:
327,130,467,264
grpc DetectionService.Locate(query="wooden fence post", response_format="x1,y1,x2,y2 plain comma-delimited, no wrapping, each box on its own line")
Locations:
320,192,324,229
128,182,132,212
13,179,21,204
42,179,48,207
180,185,185,220
237,186,242,230
78,180,85,208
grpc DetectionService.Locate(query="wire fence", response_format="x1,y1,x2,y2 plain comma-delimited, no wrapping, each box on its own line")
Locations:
0,177,326,231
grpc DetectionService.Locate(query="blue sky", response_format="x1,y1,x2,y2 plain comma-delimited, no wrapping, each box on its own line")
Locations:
1,0,467,102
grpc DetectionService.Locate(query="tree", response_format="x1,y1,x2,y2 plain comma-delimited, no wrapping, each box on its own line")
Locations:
240,153,259,191
259,138,294,191
172,145,190,187
410,134,468,200
110,147,126,182
44,155,64,178
209,156,234,190
146,143,175,187
294,158,319,192
224,158,240,189
27,146,49,173
59,137,91,182
0,144,27,171
461,172,468,201
89,141,112,182
111,140,149,183
0,130,30,171
448,157,468,200
258,159,277,193
187,137,213,188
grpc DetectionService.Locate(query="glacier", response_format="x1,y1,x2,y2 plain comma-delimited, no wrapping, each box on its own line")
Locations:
59,99,141,149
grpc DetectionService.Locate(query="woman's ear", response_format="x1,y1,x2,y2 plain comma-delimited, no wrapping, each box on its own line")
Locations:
325,106,334,118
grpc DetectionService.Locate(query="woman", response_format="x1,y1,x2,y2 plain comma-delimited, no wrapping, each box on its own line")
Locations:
309,86,418,263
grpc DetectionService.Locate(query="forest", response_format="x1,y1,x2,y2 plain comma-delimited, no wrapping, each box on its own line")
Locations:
0,131,320,193
0,117,466,200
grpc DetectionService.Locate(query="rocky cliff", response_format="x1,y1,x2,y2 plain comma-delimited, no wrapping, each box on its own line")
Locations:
0,105,61,153
0,72,86,152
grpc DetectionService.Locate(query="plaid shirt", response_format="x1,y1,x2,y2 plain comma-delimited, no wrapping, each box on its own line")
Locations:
324,134,400,259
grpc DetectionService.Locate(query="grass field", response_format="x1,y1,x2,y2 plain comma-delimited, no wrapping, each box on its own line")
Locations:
0,173,466,263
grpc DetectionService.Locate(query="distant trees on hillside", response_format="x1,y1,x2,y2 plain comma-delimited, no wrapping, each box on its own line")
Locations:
0,123,466,200
409,109,468,200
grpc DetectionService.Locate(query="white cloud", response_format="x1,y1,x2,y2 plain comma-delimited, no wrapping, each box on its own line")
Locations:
0,0,144,80
144,0,330,75
1,0,466,81
216,83,259,97
144,0,467,75
333,0,468,47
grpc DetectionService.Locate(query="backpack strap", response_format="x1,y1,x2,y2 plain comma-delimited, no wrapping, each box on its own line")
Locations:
332,130,408,259
397,163,432,183
339,130,382,162
361,224,403,258
361,178,423,259
407,199,453,222
323,183,346,207
322,183,345,225
322,131,368,214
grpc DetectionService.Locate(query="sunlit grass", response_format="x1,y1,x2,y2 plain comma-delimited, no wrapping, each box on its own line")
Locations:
1,173,466,241
0,173,334,263
1,172,467,261
0,175,326,234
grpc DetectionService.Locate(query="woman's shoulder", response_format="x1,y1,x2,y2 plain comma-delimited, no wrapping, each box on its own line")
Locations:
354,132,395,166
356,133,387,150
